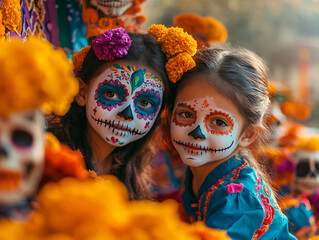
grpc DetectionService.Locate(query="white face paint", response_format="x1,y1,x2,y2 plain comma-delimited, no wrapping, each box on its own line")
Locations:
171,96,240,167
87,63,163,146
0,109,45,205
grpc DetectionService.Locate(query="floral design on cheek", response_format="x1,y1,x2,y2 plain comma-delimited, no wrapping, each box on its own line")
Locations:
204,110,234,135
94,79,128,111
172,103,197,127
133,89,161,120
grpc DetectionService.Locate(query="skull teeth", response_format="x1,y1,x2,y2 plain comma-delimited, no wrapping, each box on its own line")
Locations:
90,115,146,136
97,0,131,8
173,139,234,154
0,170,22,190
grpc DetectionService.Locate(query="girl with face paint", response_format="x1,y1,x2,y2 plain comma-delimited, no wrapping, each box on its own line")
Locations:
49,28,171,200
171,48,296,239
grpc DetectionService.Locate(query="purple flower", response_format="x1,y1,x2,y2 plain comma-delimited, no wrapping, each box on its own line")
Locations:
92,27,132,62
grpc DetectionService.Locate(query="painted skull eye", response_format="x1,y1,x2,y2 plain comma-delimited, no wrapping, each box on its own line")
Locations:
315,162,319,172
296,160,310,177
103,90,120,101
133,89,161,120
138,100,154,111
213,119,228,127
11,129,33,148
204,111,234,135
172,103,197,127
178,111,194,119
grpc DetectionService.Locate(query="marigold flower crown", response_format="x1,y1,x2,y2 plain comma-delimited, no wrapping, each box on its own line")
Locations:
147,24,197,83
72,25,198,83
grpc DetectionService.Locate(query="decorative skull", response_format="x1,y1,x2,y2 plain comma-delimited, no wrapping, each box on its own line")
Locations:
90,0,134,17
291,137,319,194
0,109,45,205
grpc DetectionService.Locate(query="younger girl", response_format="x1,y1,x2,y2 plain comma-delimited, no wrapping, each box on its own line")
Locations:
50,28,170,200
170,48,296,239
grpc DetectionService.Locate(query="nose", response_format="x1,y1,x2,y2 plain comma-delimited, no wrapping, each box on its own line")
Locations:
310,171,317,178
188,125,206,140
0,146,8,158
117,105,134,121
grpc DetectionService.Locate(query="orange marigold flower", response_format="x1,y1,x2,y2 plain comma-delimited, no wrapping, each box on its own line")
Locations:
0,24,5,40
297,135,319,152
123,0,146,15
159,27,197,57
173,14,203,33
0,12,5,39
0,37,78,116
72,46,91,72
280,101,312,121
173,14,227,49
147,24,168,40
86,26,102,39
188,221,230,240
165,52,196,83
43,133,89,184
267,81,276,97
1,0,21,32
202,16,228,43
82,8,99,24
135,15,147,24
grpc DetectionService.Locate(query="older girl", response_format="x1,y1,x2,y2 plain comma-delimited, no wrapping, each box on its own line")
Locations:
50,28,170,200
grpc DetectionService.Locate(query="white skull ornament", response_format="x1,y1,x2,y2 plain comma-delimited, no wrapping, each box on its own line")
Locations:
291,137,319,194
90,0,133,17
0,109,45,205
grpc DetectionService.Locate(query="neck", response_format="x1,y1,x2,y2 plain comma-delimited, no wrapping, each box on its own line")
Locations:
190,159,225,197
190,153,238,197
87,124,116,176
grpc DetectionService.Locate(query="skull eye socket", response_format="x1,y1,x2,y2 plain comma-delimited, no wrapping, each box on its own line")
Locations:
11,129,33,148
315,162,319,172
296,160,310,177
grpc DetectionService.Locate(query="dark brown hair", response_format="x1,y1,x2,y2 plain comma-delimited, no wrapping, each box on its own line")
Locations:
173,47,273,190
49,33,170,200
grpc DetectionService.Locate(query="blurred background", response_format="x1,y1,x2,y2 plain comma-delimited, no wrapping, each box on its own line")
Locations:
142,0,319,129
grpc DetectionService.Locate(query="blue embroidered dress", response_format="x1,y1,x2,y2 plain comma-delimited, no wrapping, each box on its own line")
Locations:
182,156,297,240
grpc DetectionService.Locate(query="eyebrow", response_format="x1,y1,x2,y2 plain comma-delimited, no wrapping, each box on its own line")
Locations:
176,102,195,109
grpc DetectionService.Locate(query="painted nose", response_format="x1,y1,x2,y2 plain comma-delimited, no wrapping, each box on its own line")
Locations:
117,105,134,121
310,171,317,178
0,146,8,158
188,125,206,140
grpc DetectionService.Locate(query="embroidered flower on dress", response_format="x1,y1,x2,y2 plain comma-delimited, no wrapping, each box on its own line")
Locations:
92,27,132,62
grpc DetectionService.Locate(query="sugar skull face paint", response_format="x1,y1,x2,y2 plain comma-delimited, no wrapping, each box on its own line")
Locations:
87,62,163,146
170,76,245,167
0,109,45,205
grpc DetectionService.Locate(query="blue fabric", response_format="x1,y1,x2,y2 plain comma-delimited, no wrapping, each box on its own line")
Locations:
182,156,297,240
284,201,314,233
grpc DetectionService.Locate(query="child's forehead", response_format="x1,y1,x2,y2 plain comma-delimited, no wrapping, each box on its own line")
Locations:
175,76,242,119
97,60,162,79
176,76,222,102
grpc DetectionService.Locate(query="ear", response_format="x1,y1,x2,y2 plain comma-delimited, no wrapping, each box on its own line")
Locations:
238,125,261,148
75,78,88,106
